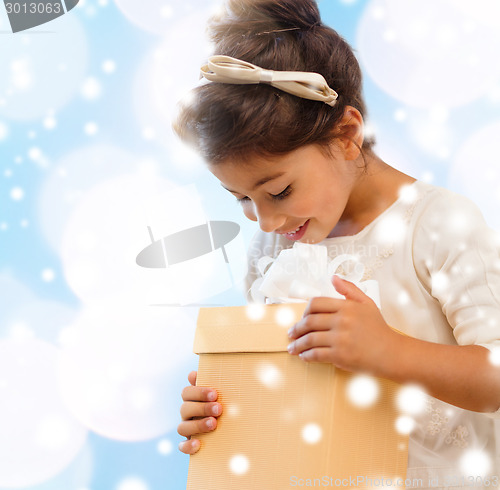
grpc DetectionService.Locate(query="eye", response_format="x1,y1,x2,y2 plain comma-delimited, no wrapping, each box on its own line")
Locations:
271,186,292,201
236,196,251,204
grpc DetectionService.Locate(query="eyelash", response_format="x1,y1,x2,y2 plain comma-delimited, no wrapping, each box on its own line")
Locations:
236,186,292,203
272,185,292,200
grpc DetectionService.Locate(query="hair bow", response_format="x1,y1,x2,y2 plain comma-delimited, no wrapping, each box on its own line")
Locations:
200,55,338,107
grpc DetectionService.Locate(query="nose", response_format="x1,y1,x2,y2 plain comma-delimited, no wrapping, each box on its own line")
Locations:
253,201,286,233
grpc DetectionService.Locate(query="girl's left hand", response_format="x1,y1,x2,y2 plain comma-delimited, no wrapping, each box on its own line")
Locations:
287,275,399,375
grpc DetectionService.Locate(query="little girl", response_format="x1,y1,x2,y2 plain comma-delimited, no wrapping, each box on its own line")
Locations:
176,0,500,486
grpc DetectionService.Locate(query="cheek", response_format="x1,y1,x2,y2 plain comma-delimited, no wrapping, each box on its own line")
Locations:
289,196,320,216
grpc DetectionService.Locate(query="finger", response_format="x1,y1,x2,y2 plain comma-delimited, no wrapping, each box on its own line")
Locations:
188,371,197,386
180,401,222,421
177,417,218,438
181,385,218,403
288,331,333,355
178,438,201,455
332,275,372,304
298,347,333,363
288,313,335,340
302,296,345,317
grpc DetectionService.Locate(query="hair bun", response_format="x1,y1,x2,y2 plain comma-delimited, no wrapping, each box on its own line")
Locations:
211,0,322,40
254,0,322,30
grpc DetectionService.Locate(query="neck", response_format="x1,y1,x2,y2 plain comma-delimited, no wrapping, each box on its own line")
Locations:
327,153,416,238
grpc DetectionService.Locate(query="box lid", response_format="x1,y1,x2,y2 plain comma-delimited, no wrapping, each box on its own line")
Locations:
193,303,306,354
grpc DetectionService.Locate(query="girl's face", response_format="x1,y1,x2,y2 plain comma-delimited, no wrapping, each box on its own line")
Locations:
209,144,360,244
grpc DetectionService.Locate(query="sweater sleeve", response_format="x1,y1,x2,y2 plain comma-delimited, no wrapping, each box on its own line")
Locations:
412,188,500,417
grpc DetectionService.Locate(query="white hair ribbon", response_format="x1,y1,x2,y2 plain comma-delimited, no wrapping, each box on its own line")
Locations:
200,55,339,107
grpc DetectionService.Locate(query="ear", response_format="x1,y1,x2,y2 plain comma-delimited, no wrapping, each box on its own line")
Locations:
333,106,365,161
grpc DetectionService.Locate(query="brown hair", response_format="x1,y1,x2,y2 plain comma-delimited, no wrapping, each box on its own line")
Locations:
173,0,374,164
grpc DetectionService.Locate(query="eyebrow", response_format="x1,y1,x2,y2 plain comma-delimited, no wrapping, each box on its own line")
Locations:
221,172,286,193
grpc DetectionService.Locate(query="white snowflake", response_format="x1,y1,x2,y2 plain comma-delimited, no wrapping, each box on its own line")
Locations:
459,449,491,477
395,415,415,435
229,454,250,475
116,477,150,490
157,438,173,455
256,363,282,389
84,122,99,136
275,306,296,328
81,77,102,100
43,116,57,130
102,59,116,74
302,423,322,444
28,147,42,160
41,269,55,283
10,187,24,201
489,347,500,367
347,375,379,408
0,121,8,141
397,385,427,415
394,109,407,122
431,271,449,295
245,303,265,321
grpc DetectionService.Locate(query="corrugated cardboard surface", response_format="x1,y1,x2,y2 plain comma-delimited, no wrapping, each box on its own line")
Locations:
187,304,408,490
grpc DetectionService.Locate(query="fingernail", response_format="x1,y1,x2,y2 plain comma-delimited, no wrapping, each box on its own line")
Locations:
287,342,294,354
287,326,294,338
207,391,216,401
207,418,215,429
192,439,200,450
212,404,220,416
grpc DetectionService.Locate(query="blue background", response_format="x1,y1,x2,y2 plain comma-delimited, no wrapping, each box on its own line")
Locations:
1,0,499,489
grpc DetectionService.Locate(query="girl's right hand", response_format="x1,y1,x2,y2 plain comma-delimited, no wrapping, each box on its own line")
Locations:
177,371,222,454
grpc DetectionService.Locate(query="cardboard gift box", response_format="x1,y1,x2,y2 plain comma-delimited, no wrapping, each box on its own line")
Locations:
187,303,408,490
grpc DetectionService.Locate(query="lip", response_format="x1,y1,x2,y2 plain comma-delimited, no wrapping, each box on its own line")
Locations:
278,220,310,241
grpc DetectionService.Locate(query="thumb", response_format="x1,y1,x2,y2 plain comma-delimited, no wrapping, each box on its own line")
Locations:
188,371,197,386
332,275,371,304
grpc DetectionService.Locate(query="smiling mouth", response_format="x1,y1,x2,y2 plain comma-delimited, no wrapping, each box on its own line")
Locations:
278,224,305,235
277,220,310,240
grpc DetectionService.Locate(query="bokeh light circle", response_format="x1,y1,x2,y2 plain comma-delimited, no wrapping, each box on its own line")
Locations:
396,385,427,416
0,339,87,488
448,121,500,231
132,10,215,176
114,0,221,36
256,363,282,389
0,272,77,343
459,449,492,477
39,144,140,253
346,375,379,408
301,423,323,445
0,15,88,120
59,173,246,305
395,415,415,435
229,454,250,475
358,0,500,108
58,304,197,441
275,306,296,328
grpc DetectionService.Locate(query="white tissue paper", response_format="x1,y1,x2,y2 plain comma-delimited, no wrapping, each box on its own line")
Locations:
251,242,380,308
